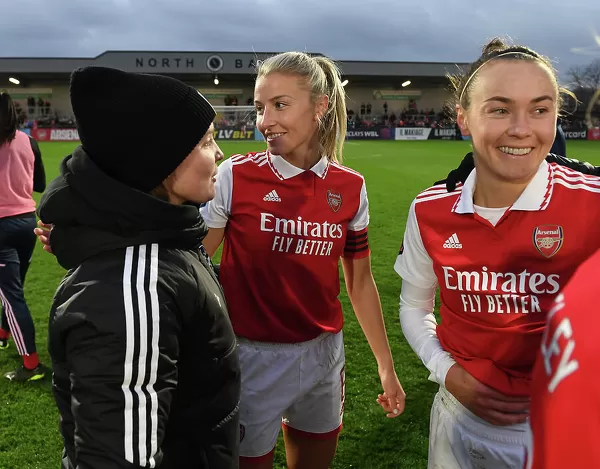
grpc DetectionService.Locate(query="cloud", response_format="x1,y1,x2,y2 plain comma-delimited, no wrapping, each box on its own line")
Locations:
0,0,598,75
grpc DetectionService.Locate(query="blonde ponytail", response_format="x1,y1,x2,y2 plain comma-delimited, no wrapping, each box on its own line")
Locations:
313,57,347,163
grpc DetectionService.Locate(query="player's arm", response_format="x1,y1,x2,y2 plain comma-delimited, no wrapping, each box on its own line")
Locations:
394,200,455,385
399,281,457,386
528,273,600,469
341,255,394,374
199,158,233,257
341,181,405,418
202,228,225,257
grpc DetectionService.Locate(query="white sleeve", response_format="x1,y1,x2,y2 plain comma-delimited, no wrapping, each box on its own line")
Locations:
199,157,233,229
348,179,369,231
394,199,437,289
399,280,457,386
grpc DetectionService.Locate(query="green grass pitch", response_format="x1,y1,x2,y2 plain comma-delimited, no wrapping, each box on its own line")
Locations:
1,140,599,468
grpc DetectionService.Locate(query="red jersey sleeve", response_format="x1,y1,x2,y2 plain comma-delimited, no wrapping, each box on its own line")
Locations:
343,227,369,259
527,251,600,469
343,180,370,259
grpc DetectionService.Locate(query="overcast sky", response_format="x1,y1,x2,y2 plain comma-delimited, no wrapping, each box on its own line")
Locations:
1,0,599,78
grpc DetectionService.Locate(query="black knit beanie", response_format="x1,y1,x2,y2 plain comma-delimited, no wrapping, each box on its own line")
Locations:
69,66,216,193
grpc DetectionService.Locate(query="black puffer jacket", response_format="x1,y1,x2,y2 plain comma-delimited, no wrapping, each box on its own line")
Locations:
38,146,240,469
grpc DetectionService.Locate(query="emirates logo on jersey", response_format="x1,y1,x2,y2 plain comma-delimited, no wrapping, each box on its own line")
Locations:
327,190,342,212
533,225,564,258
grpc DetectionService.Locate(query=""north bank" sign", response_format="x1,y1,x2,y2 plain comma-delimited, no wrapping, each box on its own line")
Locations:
134,55,258,71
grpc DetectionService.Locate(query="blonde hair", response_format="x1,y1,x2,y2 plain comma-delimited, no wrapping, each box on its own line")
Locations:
256,52,347,163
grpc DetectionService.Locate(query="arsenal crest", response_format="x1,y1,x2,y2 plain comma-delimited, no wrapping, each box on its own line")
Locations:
327,190,342,212
533,225,563,258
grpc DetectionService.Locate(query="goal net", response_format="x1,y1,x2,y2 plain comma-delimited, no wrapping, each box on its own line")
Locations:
212,105,258,141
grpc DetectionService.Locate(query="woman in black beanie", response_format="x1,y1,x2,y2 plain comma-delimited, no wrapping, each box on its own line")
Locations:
36,66,240,469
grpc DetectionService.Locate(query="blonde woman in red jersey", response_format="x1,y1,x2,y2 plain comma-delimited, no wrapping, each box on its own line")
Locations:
395,38,600,469
200,52,405,469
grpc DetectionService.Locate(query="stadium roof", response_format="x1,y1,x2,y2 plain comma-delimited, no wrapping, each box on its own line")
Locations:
0,51,469,86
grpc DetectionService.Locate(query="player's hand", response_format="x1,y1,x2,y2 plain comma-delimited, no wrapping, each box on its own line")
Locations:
444,363,529,426
34,220,54,254
376,367,406,418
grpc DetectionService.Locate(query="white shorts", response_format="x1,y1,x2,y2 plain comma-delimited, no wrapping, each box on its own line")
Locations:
429,386,529,469
237,331,345,459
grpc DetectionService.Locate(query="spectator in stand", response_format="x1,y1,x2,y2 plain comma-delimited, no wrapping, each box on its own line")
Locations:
27,96,35,115
0,92,47,382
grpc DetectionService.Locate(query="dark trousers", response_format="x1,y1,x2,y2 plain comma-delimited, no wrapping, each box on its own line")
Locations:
0,212,37,356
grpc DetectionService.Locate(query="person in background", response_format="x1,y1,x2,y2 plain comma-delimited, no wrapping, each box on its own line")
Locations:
0,91,46,382
549,118,566,156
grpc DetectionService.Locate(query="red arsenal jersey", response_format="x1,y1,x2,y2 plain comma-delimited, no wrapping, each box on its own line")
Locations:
395,161,600,396
526,250,600,469
201,151,370,343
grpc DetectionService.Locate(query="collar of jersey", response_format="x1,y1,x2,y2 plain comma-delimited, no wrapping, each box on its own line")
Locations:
268,152,329,180
454,160,551,214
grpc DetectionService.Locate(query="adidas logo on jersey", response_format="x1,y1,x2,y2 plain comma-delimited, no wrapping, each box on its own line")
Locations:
263,190,282,202
443,233,462,249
